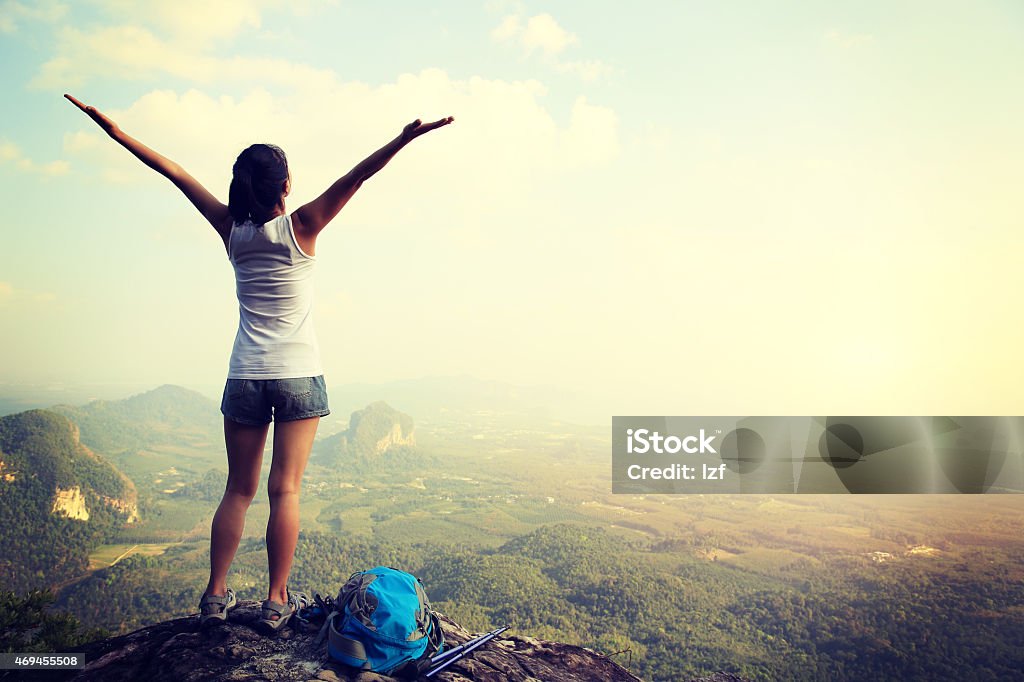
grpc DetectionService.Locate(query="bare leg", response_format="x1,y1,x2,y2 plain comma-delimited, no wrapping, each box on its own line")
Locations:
265,415,319,612
205,417,269,598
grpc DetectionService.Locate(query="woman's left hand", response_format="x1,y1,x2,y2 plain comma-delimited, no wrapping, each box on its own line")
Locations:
64,94,121,137
400,116,454,143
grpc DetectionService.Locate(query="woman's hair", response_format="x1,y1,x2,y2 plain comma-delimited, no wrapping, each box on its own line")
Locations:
229,143,289,225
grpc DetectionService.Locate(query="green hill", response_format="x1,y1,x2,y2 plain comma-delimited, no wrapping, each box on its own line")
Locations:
50,384,220,455
0,409,139,594
313,400,439,472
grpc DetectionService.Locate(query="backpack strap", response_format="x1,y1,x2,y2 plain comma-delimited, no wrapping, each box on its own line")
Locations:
406,579,432,643
314,572,364,647
313,612,334,648
315,610,371,671
410,577,444,660
423,610,444,659
329,626,370,668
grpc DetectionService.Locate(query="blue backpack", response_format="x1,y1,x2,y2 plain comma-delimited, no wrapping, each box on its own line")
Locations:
313,566,445,678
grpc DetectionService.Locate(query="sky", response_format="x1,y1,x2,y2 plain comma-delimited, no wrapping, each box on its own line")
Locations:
1,0,1023,418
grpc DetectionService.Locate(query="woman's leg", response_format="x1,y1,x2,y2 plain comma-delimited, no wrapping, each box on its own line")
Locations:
205,416,269,598
265,415,319,608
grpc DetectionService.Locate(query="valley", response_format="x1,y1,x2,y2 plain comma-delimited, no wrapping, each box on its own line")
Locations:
1,384,1022,680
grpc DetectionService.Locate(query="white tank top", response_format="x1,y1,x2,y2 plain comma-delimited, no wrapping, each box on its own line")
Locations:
226,213,323,379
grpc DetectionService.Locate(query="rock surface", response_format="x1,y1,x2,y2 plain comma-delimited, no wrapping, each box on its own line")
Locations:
13,601,750,682
19,602,643,682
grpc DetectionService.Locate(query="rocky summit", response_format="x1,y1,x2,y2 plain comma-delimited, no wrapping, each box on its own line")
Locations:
23,602,644,682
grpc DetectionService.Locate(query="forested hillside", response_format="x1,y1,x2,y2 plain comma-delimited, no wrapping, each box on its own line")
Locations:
52,524,1024,681
314,400,421,469
0,410,137,593
50,384,220,455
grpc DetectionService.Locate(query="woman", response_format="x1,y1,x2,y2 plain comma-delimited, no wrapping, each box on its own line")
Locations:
65,93,453,633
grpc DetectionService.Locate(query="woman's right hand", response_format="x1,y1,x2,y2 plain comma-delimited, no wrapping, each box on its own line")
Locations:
64,94,121,138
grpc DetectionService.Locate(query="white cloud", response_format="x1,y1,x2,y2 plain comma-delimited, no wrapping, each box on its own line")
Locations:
491,14,521,43
62,131,101,153
28,0,340,89
520,13,578,56
96,0,267,45
490,12,613,82
33,24,338,90
0,0,66,33
555,59,616,83
60,70,618,220
0,138,69,176
493,12,577,56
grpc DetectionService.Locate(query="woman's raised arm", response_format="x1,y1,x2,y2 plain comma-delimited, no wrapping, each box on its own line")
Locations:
64,94,233,240
294,116,454,237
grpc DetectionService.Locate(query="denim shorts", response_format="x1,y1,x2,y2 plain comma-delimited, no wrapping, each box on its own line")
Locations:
220,375,330,425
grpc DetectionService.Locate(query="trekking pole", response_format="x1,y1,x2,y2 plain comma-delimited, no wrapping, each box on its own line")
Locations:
425,627,508,678
425,625,509,677
429,626,507,665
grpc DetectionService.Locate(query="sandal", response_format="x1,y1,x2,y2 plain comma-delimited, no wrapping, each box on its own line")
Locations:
198,587,238,628
258,588,311,634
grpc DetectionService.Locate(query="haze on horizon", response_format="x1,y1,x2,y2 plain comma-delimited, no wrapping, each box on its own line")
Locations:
2,1,1023,419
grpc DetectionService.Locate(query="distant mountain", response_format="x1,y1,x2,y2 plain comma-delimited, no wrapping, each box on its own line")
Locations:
0,382,157,419
3,374,607,432
313,401,440,472
50,384,221,455
0,409,139,594
326,374,602,425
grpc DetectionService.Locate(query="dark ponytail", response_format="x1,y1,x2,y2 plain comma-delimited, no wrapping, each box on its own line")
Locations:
229,143,289,225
